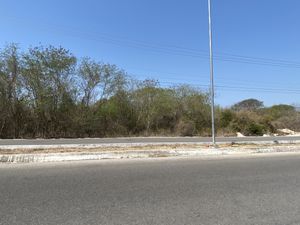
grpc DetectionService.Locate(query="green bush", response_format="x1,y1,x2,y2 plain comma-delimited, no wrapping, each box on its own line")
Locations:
245,123,265,136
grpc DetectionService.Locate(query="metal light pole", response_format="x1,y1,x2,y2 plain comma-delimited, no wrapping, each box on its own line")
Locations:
208,0,216,145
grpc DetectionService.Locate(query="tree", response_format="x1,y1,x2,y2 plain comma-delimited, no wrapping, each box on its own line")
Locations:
173,85,211,135
21,45,76,137
77,60,129,136
232,98,264,111
2,42,297,138
78,59,128,105
78,58,102,107
0,44,26,138
130,79,178,134
266,104,295,120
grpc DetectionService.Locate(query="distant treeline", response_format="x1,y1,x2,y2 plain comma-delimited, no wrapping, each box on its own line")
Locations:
0,44,299,138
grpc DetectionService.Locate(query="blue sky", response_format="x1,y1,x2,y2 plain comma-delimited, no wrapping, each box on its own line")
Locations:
0,0,300,106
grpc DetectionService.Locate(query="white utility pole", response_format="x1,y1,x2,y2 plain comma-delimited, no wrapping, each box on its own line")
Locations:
208,0,216,145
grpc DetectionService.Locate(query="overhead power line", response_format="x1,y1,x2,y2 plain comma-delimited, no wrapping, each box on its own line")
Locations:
147,80,300,95
6,16,300,69
132,72,300,90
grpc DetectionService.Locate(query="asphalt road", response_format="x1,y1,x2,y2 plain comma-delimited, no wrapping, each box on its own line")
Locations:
1,155,300,225
0,135,300,146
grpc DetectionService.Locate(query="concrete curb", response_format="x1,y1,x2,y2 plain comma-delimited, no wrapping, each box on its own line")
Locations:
1,145,300,163
0,150,240,163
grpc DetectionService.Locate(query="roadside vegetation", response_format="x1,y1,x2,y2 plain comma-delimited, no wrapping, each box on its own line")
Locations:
0,44,299,138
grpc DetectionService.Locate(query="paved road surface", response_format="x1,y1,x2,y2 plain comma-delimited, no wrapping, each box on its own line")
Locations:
1,155,300,225
1,135,300,146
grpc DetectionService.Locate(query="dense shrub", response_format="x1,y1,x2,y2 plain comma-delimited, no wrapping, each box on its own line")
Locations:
0,43,299,138
244,123,265,136
176,120,195,136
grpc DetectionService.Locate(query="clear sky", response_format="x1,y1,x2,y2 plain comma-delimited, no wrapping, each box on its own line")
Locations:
0,0,300,107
